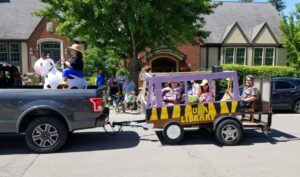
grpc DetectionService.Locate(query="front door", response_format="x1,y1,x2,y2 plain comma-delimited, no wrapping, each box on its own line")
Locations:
151,58,177,72
41,42,60,63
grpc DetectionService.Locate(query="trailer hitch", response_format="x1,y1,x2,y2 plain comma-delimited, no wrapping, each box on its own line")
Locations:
103,120,152,136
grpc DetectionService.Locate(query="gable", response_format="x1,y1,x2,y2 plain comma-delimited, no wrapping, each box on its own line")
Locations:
202,2,281,44
223,26,248,44
253,26,277,44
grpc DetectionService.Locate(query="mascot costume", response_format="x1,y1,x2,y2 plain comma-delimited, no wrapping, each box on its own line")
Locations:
34,58,87,89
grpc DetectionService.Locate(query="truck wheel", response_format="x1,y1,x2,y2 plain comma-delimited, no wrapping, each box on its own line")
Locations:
293,99,300,113
25,117,68,153
162,122,184,145
215,119,242,145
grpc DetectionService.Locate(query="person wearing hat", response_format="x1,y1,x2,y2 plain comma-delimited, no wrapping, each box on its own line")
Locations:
61,43,84,85
198,79,213,103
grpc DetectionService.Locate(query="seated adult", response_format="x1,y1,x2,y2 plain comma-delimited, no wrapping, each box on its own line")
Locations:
61,43,85,88
162,82,181,106
198,79,214,103
240,75,258,108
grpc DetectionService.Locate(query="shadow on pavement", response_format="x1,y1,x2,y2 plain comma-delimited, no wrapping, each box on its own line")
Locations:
156,128,300,146
0,130,140,155
62,131,140,153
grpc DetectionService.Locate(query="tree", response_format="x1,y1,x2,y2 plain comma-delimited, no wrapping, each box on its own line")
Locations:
34,0,216,86
239,0,253,2
269,0,286,12
280,4,300,70
83,47,120,77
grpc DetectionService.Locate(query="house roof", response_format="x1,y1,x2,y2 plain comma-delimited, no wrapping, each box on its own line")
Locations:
202,2,281,44
0,0,45,40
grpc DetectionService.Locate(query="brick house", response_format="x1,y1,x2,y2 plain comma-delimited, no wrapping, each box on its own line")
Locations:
0,0,72,74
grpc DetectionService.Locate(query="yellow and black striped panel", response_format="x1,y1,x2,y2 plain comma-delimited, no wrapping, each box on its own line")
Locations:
146,101,240,124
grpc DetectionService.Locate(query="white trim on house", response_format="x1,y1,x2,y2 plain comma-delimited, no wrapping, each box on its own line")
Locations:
37,38,64,59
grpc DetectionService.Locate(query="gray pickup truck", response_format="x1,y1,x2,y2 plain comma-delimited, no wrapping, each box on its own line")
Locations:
0,88,109,153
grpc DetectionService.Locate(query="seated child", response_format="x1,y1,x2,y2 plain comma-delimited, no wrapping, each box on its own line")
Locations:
125,91,137,110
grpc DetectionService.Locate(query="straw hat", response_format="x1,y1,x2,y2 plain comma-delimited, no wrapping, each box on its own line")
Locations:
67,44,83,52
200,79,208,86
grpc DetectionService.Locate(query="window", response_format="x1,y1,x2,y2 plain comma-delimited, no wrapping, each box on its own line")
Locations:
224,48,234,64
236,48,246,65
275,81,294,90
10,44,21,63
224,47,246,65
265,48,274,66
0,43,21,63
253,47,275,66
291,80,300,86
41,42,60,63
254,48,263,65
0,44,8,62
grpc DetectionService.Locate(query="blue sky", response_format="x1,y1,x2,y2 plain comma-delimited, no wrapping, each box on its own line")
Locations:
213,0,299,15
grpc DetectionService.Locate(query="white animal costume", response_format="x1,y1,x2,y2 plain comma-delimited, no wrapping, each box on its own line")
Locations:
34,58,87,89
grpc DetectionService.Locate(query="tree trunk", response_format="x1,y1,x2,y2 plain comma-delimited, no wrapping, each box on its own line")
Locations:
130,52,140,94
129,29,140,94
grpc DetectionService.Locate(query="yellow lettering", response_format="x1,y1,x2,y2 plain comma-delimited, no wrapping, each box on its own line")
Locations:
205,114,211,121
161,107,168,120
193,115,199,122
197,104,206,121
184,105,193,123
150,108,158,121
192,107,198,114
207,103,217,121
181,115,186,123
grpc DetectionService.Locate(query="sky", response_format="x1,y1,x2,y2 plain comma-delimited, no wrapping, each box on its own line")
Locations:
213,0,299,15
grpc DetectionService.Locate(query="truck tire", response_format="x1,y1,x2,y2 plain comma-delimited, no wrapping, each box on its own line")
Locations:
215,119,242,145
25,117,68,153
162,122,184,145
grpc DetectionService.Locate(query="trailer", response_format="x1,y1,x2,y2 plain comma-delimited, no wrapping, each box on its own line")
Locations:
128,69,273,145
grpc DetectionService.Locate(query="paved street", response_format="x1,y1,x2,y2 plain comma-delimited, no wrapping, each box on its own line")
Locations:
1,112,300,177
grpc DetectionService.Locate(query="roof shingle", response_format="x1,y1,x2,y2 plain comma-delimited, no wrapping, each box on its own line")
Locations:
203,2,281,44
0,0,45,40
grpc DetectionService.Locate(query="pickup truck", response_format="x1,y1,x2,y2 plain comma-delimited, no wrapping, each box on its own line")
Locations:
0,88,109,153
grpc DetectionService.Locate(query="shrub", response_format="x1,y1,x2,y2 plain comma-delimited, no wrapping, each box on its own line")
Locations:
222,64,297,84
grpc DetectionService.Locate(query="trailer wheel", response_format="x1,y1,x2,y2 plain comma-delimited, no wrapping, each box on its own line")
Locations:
25,117,68,153
162,122,184,145
215,119,242,145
